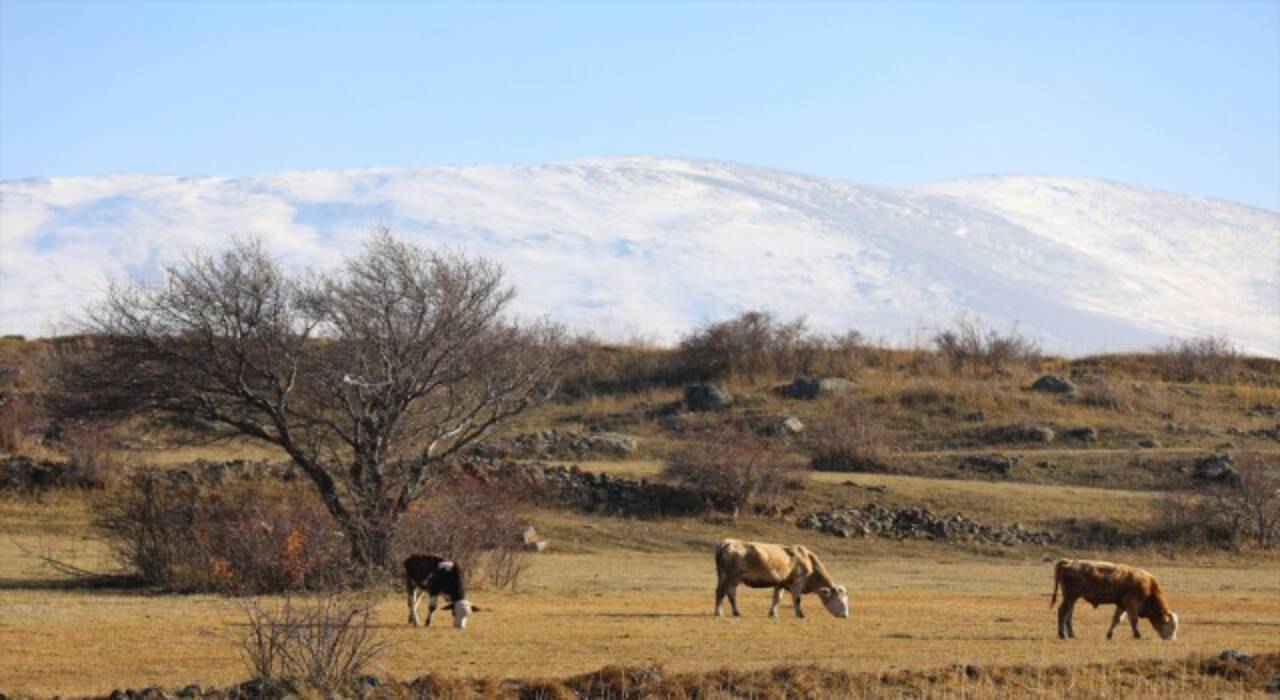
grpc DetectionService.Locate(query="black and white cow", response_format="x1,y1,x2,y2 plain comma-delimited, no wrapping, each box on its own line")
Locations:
404,554,481,629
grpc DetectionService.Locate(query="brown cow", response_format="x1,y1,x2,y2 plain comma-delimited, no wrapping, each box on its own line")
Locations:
1051,559,1178,640
714,539,850,619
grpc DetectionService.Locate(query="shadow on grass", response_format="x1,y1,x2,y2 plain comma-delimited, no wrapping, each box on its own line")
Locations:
0,574,151,592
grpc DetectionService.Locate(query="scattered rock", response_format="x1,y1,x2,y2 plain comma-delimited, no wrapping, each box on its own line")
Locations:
684,383,733,411
981,424,1055,444
1193,453,1240,486
1031,375,1076,394
444,460,734,518
518,525,548,552
964,410,986,423
469,430,638,460
798,503,1057,545
1138,438,1162,449
1220,649,1251,663
959,454,1018,477
1062,426,1098,442
778,376,857,400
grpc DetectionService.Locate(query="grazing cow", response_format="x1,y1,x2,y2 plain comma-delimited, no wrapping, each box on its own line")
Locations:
714,539,850,619
1050,559,1178,640
404,554,481,629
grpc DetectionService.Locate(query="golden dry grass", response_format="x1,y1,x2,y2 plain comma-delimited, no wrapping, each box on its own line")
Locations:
2,496,1278,696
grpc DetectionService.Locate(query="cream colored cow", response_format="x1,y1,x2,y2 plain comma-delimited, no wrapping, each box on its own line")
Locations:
714,539,850,619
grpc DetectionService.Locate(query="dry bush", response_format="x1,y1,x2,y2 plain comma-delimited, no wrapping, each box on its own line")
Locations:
394,479,531,591
94,472,350,593
0,391,36,453
558,335,689,399
662,428,807,517
237,594,387,691
1151,453,1280,549
806,397,886,472
1155,335,1243,383
932,316,1040,375
676,311,866,384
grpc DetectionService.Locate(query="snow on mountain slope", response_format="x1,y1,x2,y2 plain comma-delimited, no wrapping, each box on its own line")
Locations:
1,157,1276,355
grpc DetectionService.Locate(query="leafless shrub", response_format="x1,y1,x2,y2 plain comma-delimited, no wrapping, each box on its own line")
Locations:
932,316,1040,375
676,311,867,384
59,423,118,478
237,594,388,691
1155,335,1243,383
662,428,807,518
1151,453,1280,549
94,472,351,592
0,391,35,453
806,397,886,472
393,480,531,590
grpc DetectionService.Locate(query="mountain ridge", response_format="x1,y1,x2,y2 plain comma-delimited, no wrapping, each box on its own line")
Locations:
2,157,1277,355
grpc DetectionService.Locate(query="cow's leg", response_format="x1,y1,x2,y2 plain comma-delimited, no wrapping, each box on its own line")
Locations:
407,579,421,626
1106,606,1124,640
768,587,783,618
1125,599,1141,639
727,584,741,617
425,594,439,627
1058,597,1077,639
791,582,806,618
715,580,727,617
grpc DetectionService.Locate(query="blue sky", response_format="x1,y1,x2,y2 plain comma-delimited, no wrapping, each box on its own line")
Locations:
2,0,1278,210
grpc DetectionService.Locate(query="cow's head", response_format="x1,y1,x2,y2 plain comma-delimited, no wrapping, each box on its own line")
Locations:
817,585,850,618
447,599,481,629
1156,612,1178,640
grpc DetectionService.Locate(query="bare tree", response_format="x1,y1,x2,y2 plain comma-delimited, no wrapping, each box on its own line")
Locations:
52,231,566,571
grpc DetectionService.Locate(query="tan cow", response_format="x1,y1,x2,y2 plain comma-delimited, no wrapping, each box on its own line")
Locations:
1051,559,1178,640
714,539,850,618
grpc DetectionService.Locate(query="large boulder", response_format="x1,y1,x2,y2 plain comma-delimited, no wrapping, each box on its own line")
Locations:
778,376,857,400
1031,375,1076,394
684,383,733,411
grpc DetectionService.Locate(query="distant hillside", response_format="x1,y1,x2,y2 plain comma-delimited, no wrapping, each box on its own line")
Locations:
1,157,1276,354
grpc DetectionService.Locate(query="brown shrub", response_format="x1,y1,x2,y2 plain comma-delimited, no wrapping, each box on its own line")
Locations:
94,472,350,593
236,593,387,690
1151,453,1280,549
393,479,532,591
806,397,886,472
1154,335,1243,383
676,311,867,385
662,428,807,517
932,316,1040,375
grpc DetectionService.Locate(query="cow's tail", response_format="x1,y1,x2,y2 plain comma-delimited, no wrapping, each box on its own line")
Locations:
714,539,733,578
1050,559,1068,608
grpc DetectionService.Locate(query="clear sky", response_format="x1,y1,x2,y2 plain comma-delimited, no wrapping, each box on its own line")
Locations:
2,0,1278,210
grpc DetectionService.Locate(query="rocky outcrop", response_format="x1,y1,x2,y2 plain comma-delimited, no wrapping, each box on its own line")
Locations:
444,460,733,518
1031,375,1076,394
1192,453,1241,486
777,376,857,400
797,504,1057,546
684,383,733,411
468,430,638,460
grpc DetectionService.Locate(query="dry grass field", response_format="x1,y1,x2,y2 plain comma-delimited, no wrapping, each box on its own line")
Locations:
3,336,1280,696
2,492,1278,696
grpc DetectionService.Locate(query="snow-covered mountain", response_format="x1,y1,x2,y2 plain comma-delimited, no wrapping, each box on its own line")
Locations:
2,157,1277,355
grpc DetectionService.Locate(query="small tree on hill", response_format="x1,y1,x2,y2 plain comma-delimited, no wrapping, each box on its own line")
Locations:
53,231,566,572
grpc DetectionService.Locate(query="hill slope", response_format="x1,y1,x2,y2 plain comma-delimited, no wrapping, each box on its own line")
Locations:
2,157,1276,354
